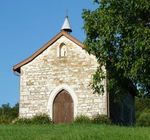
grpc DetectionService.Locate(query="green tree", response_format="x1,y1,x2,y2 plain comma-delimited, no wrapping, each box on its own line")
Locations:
82,0,150,97
0,103,19,124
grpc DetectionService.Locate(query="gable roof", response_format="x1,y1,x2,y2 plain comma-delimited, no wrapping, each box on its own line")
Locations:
13,31,84,73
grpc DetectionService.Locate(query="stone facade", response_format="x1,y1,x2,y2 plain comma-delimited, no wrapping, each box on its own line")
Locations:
19,35,108,119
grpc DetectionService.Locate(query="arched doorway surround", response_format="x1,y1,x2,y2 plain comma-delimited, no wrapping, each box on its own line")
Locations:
47,84,78,120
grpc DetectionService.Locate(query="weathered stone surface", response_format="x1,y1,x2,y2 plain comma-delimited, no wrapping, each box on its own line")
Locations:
19,35,108,119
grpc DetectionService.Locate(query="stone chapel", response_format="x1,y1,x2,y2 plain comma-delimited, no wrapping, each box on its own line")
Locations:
13,16,108,123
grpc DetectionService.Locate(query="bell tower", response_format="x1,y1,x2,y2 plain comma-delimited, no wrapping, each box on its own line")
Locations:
61,16,72,33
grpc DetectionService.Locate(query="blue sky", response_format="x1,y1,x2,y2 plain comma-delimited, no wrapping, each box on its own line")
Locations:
0,0,96,106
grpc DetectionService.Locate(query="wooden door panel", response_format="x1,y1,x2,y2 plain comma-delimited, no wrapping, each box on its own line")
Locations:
65,102,73,122
53,90,73,123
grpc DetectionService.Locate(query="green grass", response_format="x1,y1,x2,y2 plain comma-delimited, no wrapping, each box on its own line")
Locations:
0,124,149,140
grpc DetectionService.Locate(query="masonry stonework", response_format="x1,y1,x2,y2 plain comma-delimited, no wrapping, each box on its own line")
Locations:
19,35,107,119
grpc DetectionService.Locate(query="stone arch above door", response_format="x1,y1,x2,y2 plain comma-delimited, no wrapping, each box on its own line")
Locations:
47,84,78,119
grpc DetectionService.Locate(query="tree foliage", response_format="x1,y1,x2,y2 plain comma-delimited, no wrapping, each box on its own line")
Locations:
0,103,19,124
82,0,150,96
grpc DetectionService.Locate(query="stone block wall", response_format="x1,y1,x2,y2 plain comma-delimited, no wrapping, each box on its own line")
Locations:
19,35,108,119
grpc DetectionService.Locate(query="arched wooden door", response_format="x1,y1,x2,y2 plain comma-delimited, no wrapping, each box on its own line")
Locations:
53,90,74,124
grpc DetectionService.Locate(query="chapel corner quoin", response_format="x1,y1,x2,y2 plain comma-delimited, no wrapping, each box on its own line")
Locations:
13,16,108,124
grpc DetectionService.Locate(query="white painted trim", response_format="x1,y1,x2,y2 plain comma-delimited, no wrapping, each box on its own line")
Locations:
47,84,78,119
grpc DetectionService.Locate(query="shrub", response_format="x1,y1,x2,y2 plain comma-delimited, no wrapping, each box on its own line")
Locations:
13,118,32,124
0,115,13,124
74,115,91,124
135,97,150,119
136,109,150,127
0,103,19,124
92,114,111,124
135,97,150,126
31,114,52,124
14,114,52,124
135,97,150,112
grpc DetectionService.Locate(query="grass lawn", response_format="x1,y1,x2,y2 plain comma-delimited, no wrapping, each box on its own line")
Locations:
0,124,149,140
